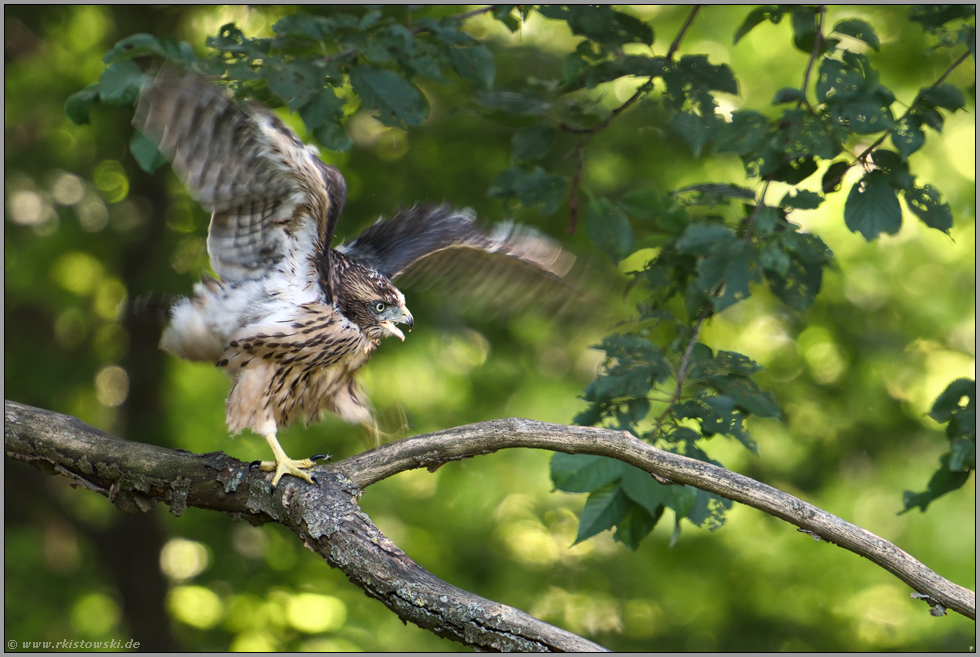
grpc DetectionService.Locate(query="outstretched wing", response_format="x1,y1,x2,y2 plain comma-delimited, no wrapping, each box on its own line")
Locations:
339,204,577,313
133,74,346,295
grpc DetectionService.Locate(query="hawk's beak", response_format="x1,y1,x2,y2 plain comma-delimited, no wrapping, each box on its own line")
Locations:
380,307,414,342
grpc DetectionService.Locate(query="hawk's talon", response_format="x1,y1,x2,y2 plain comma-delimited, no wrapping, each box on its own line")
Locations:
249,460,262,470
258,456,317,486
308,453,329,462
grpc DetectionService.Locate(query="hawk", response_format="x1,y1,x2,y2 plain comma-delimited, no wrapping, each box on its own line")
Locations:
133,75,574,485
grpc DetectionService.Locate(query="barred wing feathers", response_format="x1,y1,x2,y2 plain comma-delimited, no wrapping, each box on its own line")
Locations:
339,204,577,314
133,75,347,290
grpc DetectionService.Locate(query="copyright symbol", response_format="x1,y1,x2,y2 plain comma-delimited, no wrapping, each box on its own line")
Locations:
7,639,16,650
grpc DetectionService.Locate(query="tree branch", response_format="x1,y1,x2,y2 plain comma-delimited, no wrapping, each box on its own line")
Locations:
6,399,976,628
3,400,605,653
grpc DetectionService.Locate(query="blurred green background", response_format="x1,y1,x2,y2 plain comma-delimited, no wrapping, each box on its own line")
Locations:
4,5,974,651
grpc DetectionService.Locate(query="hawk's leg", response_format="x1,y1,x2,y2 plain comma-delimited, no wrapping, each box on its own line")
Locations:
257,429,318,486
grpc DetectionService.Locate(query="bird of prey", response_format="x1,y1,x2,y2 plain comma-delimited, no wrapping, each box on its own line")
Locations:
133,75,574,485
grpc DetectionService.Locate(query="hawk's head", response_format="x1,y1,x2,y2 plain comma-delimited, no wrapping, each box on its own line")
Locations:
333,258,414,342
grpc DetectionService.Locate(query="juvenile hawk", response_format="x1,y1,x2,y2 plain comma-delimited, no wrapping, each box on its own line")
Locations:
133,75,574,485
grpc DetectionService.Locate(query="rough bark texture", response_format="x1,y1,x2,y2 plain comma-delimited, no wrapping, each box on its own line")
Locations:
6,398,976,646
3,400,606,652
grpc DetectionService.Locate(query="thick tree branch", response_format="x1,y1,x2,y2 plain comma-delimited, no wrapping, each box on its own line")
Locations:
3,400,605,652
6,399,975,628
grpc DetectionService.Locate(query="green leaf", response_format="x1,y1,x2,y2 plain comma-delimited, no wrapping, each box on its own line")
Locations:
511,125,556,162
677,183,756,203
716,110,771,157
821,161,850,193
618,189,691,230
102,33,164,63
677,54,739,95
64,84,100,125
620,466,668,516
313,122,352,152
129,131,168,174
908,5,975,32
676,222,735,255
697,239,760,311
299,88,346,131
780,190,824,210
791,7,819,53
929,378,975,424
266,61,321,110
585,197,635,261
474,90,551,116
844,171,902,241
892,114,926,159
612,502,660,549
902,452,973,513
833,18,880,51
488,166,567,214
919,83,966,112
869,150,914,190
98,60,143,107
904,184,953,233
537,5,653,48
574,484,631,545
669,111,718,158
349,65,428,127
772,87,807,104
551,454,625,493
815,59,863,103
449,45,496,90
734,6,785,44
687,489,733,530
711,375,781,418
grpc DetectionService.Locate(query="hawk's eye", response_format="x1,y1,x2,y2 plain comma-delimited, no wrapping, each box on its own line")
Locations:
374,302,386,313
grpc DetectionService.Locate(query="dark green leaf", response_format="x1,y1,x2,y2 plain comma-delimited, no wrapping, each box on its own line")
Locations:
511,125,556,162
677,55,739,95
919,83,966,112
585,197,635,261
676,222,735,255
670,111,721,158
574,484,631,545
717,110,772,159
904,184,954,233
791,7,819,53
892,114,926,159
299,88,346,131
844,171,902,240
612,502,660,549
313,122,352,152
621,465,669,516
449,45,496,90
618,190,691,230
697,239,760,311
816,59,863,103
711,375,781,418
687,489,733,530
780,190,824,210
677,183,757,202
902,452,973,513
129,131,168,174
102,33,166,63
833,18,880,51
773,87,807,104
551,454,625,493
822,161,850,193
929,378,975,424
769,156,819,184
64,84,100,125
272,12,324,39
908,5,975,32
488,166,567,214
474,90,551,116
734,6,785,44
869,150,914,190
349,65,428,127
98,60,143,106
537,5,653,48
266,61,321,110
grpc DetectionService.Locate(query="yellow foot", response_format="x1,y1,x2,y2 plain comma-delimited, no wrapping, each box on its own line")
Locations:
258,456,318,486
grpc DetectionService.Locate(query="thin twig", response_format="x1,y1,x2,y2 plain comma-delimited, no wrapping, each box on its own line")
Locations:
852,47,971,167
316,5,496,66
652,308,709,435
798,5,825,110
666,5,701,60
